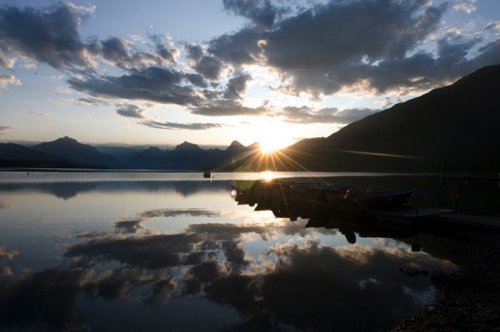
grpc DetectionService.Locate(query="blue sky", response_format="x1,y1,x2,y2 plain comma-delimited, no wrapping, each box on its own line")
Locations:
0,0,499,148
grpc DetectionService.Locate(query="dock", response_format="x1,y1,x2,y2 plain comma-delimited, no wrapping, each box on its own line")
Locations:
234,179,500,232
426,212,500,231
373,207,500,231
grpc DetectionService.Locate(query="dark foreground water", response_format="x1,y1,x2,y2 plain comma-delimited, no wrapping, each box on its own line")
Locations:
0,171,497,331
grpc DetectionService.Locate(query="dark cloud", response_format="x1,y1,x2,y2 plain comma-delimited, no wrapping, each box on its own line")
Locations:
188,261,224,282
206,0,496,95
77,96,111,106
185,44,204,62
223,0,280,28
190,99,268,116
361,37,500,93
67,67,202,105
116,104,145,119
141,120,223,130
115,219,143,234
0,1,95,71
223,72,251,99
193,55,224,80
222,240,249,265
0,265,176,328
139,208,220,218
265,1,445,70
66,233,201,268
99,36,176,70
150,34,178,63
281,106,378,124
186,73,208,87
208,27,262,65
206,243,455,331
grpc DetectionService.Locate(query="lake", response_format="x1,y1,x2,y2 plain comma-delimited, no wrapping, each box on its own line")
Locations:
1,171,496,331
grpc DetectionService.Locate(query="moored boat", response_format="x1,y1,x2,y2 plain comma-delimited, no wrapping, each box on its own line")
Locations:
338,187,416,209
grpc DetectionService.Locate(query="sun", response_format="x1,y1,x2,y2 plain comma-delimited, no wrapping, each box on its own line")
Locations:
259,140,284,154
255,119,295,154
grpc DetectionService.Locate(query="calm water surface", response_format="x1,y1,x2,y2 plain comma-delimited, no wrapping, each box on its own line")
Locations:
1,171,487,331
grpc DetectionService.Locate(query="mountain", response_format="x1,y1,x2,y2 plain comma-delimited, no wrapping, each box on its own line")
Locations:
0,143,82,168
226,140,245,151
0,143,57,161
283,64,500,172
174,141,202,152
129,147,165,169
32,136,117,168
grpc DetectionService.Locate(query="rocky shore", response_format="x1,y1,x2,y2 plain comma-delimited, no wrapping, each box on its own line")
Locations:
393,232,500,331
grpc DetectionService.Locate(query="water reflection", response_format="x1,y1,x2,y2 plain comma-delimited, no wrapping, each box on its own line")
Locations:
0,174,476,331
0,180,230,199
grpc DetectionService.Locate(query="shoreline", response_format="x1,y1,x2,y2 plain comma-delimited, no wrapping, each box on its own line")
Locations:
393,232,500,331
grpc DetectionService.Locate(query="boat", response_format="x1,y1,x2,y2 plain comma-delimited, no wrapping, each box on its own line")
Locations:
340,187,416,209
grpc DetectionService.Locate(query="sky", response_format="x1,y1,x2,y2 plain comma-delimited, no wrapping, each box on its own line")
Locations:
0,0,499,148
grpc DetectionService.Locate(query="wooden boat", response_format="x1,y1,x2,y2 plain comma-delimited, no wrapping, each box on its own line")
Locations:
338,187,416,209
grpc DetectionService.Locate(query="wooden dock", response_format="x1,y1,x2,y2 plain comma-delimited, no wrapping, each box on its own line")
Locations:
427,212,500,231
372,208,500,231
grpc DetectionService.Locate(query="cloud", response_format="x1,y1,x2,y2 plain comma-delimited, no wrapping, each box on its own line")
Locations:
223,0,280,28
486,21,500,32
0,124,12,134
141,120,223,130
29,111,49,117
113,208,221,233
188,261,224,283
185,43,204,61
208,27,262,65
116,104,145,119
223,72,251,99
453,2,477,14
281,106,378,124
67,67,202,105
99,36,177,70
193,55,224,80
0,1,96,71
205,0,495,95
115,219,143,234
0,53,15,69
212,1,445,68
139,208,220,218
190,99,268,116
221,240,249,265
206,243,455,331
66,233,201,268
77,96,111,106
0,246,19,260
0,74,21,89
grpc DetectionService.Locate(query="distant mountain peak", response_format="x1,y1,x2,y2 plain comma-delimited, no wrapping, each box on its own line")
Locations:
54,136,79,144
140,146,163,156
226,140,245,150
175,141,201,151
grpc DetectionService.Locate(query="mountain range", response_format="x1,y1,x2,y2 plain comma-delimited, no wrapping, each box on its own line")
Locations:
0,136,255,170
1,64,499,172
